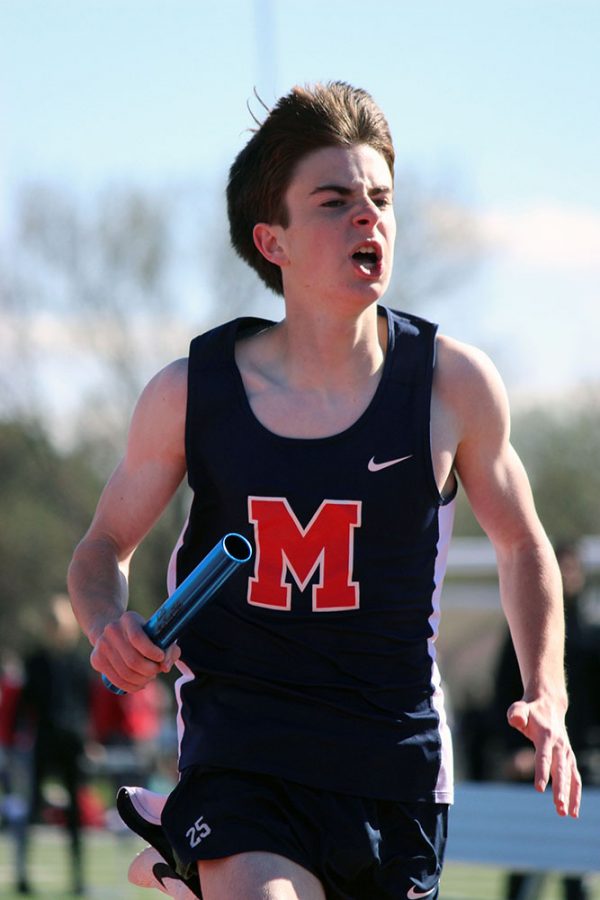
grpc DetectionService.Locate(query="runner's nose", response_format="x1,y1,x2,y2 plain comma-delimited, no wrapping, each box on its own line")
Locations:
352,198,380,228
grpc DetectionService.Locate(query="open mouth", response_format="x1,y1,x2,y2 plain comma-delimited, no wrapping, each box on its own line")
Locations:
351,243,382,275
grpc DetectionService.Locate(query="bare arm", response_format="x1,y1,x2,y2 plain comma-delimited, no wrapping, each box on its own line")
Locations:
436,336,581,818
67,358,188,693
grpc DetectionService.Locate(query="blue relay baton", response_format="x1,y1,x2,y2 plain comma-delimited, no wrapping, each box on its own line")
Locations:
102,532,253,695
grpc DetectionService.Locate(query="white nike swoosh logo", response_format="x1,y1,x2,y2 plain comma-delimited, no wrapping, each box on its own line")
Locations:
368,454,413,472
407,886,437,899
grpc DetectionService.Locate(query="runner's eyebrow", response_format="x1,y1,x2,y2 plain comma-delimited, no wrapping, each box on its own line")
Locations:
310,184,352,196
309,184,391,197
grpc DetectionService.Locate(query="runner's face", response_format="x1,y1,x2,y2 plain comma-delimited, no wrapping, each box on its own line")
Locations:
274,143,396,307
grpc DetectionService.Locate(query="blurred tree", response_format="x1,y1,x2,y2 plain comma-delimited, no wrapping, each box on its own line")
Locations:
0,417,189,648
0,184,208,642
512,390,600,540
452,388,600,539
1,183,192,464
0,418,102,648
387,172,481,314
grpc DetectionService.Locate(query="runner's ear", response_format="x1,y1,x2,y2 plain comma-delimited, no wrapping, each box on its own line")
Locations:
253,223,289,267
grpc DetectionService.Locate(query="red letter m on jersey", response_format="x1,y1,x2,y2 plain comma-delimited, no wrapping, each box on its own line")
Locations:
248,497,362,612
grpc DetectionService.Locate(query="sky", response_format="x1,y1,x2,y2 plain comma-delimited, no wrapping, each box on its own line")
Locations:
1,0,599,404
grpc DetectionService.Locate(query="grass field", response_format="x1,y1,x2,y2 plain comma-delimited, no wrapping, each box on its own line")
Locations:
1,825,599,899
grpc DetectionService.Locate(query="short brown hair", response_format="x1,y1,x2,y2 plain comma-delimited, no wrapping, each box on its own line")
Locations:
227,81,395,295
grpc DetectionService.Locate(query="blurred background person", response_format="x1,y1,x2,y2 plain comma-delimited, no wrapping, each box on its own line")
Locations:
0,649,30,895
89,672,171,799
491,540,600,900
17,594,93,896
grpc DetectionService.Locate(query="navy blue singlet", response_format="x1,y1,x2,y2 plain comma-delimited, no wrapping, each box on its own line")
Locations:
169,306,455,803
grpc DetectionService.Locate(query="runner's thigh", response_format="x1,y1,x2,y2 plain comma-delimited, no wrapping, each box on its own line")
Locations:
199,850,327,900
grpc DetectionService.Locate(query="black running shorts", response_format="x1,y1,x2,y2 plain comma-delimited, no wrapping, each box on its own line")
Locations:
161,765,448,900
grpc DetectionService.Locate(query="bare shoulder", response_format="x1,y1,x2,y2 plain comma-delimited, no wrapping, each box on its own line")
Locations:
79,357,190,559
137,357,188,412
435,333,505,396
145,356,188,394
127,357,188,463
434,333,510,441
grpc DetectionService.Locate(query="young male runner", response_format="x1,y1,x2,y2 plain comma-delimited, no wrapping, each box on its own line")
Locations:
68,82,581,900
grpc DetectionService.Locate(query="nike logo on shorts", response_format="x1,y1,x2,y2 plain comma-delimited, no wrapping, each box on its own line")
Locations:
407,885,437,898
